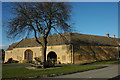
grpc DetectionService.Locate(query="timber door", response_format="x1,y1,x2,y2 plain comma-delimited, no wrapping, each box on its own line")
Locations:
24,49,33,62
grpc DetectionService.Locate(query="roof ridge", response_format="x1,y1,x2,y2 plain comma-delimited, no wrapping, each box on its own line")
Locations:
69,33,119,39
12,39,24,48
17,33,119,41
6,32,120,50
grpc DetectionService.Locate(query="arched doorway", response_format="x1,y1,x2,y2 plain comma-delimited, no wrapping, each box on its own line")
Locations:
24,49,33,62
47,51,57,63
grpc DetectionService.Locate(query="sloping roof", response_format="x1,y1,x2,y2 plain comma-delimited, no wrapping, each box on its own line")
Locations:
7,33,120,50
71,33,119,46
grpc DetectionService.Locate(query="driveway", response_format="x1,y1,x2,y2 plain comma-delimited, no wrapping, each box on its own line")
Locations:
54,64,119,79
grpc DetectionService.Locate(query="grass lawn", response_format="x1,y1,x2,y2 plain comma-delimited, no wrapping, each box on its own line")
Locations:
89,59,120,64
2,65,105,78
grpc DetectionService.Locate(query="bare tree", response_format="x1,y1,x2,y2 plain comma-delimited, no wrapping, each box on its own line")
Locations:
7,2,72,67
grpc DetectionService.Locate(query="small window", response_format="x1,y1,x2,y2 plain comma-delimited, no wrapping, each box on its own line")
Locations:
62,55,66,61
58,57,60,59
79,55,82,60
35,53,36,57
17,56,19,59
40,48,42,51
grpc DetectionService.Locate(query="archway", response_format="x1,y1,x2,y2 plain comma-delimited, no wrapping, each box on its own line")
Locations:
47,51,57,63
24,49,33,62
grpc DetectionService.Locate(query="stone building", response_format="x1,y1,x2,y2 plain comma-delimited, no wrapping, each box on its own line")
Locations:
5,33,120,64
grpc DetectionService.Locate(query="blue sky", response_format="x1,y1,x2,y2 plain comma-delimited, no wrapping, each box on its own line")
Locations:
1,2,118,49
70,2,118,36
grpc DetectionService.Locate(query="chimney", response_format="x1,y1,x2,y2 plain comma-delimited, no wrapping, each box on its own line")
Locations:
112,35,115,38
106,32,109,37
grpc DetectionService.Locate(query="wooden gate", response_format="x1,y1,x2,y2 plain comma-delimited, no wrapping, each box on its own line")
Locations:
24,49,33,62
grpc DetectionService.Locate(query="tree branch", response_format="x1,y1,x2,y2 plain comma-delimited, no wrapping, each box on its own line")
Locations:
28,24,43,46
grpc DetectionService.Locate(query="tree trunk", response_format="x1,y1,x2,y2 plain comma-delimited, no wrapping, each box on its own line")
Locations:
42,37,47,68
43,45,47,63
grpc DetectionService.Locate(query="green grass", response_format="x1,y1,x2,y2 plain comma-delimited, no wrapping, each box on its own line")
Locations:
90,59,120,64
2,65,105,78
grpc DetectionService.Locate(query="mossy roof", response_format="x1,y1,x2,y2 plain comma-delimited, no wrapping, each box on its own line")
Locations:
7,33,120,50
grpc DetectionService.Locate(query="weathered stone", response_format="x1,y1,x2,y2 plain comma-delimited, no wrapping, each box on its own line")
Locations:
5,33,120,64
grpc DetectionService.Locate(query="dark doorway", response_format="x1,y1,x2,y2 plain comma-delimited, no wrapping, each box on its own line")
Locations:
24,49,33,62
47,51,57,63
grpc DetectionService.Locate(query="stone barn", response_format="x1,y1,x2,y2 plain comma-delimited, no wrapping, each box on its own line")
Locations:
5,33,120,64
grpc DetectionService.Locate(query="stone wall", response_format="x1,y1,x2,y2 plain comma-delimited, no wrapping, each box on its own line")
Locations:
5,45,72,64
5,44,118,64
73,45,118,64
5,47,42,63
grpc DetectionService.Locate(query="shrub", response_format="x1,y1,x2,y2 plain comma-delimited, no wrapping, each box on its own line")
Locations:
43,60,55,68
34,57,41,62
22,60,27,63
5,58,19,64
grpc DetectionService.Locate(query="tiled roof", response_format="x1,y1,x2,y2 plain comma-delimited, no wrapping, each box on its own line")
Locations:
71,33,119,46
7,33,120,50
